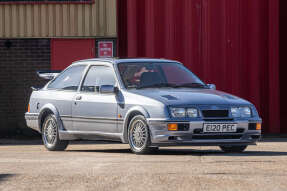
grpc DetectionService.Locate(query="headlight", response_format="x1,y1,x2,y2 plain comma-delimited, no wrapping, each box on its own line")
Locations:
170,108,186,118
231,107,241,118
186,108,198,118
170,107,198,118
240,107,251,118
231,106,251,118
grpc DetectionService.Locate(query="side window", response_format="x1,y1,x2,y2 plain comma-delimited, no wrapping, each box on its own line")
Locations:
48,65,86,91
81,66,116,92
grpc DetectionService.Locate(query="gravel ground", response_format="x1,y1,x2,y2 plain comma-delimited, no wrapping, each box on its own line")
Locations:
0,140,287,191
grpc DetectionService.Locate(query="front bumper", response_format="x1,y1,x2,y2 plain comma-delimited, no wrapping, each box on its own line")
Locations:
147,118,261,146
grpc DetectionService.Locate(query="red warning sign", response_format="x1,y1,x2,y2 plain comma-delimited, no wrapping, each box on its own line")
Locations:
98,41,113,58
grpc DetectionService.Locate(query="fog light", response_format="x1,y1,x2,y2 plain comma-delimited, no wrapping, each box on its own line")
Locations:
168,123,178,131
256,123,261,130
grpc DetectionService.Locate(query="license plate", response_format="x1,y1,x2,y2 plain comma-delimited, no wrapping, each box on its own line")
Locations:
203,123,237,133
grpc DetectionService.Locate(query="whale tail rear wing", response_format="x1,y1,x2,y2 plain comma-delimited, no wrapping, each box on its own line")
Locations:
37,70,61,80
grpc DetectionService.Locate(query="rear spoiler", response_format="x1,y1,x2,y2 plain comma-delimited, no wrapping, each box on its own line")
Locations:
37,70,61,80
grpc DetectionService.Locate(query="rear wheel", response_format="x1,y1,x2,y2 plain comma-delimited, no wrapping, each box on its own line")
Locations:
220,145,247,153
42,114,69,151
128,115,155,154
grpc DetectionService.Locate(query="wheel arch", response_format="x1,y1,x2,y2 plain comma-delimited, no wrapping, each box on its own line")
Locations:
122,106,150,143
38,103,64,133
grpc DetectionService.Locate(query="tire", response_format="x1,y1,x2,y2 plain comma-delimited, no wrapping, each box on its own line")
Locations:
149,147,159,153
128,115,155,154
220,145,247,153
42,114,69,151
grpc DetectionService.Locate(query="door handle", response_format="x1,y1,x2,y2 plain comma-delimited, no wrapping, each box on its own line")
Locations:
75,95,82,100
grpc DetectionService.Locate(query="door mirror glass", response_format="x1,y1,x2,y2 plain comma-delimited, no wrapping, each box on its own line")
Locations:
99,85,116,94
207,84,216,90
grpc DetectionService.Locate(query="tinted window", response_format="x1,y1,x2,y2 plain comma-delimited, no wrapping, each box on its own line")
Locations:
118,62,205,89
48,65,86,91
81,66,116,92
161,64,201,84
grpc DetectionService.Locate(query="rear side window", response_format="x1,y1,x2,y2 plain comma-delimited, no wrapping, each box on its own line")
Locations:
81,66,116,92
48,65,86,91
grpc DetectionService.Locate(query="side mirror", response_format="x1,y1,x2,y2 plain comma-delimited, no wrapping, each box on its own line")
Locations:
99,85,118,94
207,84,216,90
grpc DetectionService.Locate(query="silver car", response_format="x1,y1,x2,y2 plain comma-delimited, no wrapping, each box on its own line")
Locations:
25,58,262,154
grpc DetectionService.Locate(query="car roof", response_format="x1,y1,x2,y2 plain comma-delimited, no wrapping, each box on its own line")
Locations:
71,58,180,66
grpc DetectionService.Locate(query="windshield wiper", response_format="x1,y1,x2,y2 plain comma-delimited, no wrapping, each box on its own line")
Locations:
137,83,177,89
137,82,207,89
174,83,207,88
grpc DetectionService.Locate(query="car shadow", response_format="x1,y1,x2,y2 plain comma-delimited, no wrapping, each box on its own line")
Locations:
66,148,287,156
0,174,15,182
0,139,42,145
0,140,116,145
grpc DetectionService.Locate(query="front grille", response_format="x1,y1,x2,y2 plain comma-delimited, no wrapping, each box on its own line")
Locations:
204,118,233,121
201,110,229,118
192,135,242,140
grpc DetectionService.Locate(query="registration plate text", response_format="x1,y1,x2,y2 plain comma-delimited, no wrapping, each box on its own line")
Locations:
203,123,237,133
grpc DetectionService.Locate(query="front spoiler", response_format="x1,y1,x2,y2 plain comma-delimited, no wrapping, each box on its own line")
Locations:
151,141,257,147
147,118,261,147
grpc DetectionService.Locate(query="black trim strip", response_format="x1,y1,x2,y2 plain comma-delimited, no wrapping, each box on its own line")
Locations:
60,115,124,121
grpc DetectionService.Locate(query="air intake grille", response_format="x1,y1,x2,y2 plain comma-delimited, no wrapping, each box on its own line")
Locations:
201,110,229,118
192,135,242,140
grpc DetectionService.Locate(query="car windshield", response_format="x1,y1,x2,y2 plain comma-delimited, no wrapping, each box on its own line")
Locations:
117,62,206,89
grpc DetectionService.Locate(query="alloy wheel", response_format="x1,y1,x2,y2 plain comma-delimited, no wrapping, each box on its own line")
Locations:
129,120,148,151
43,118,57,145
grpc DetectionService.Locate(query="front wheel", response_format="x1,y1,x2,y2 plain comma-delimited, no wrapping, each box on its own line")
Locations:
128,115,155,154
220,145,247,153
42,114,69,151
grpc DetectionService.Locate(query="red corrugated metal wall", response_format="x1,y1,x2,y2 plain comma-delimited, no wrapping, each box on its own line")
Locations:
118,0,280,133
280,0,287,133
51,39,95,70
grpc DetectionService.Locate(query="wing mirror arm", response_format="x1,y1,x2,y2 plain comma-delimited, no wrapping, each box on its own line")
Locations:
207,84,216,90
114,86,119,94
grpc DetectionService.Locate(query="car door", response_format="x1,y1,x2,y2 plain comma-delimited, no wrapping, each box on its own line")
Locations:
46,65,87,131
72,64,118,133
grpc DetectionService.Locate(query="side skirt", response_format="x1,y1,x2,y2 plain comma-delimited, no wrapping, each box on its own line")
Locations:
59,130,123,142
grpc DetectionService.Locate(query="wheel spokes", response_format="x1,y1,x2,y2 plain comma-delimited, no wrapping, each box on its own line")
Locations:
44,119,57,145
130,121,147,149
